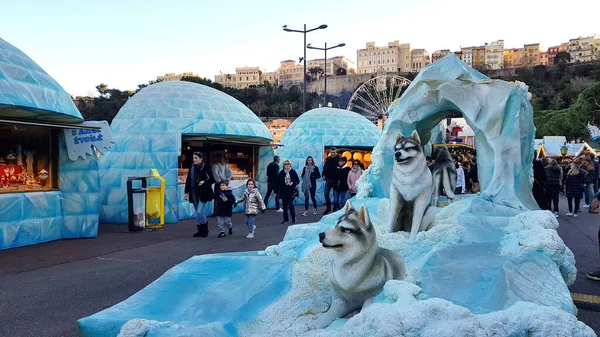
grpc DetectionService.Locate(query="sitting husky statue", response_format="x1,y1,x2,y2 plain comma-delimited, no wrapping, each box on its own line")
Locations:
431,145,457,207
315,201,406,329
388,131,434,239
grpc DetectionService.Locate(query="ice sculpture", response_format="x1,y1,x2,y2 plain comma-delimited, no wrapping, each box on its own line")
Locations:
388,130,434,238
275,108,381,208
314,201,405,329
430,146,457,206
362,54,537,210
78,55,595,336
98,81,273,224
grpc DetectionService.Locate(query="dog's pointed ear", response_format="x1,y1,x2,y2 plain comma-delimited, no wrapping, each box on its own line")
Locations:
410,130,421,144
396,132,404,143
344,200,355,213
358,205,372,229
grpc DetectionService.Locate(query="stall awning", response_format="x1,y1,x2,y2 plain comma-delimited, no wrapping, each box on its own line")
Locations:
0,118,101,130
183,135,282,147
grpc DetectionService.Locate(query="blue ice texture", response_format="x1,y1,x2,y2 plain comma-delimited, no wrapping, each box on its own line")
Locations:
0,38,83,123
78,55,595,336
0,38,98,249
0,134,100,249
98,81,274,223
273,108,381,208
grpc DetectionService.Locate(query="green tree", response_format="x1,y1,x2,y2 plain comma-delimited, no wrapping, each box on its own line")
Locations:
249,100,267,117
308,67,323,81
96,83,109,97
554,51,571,65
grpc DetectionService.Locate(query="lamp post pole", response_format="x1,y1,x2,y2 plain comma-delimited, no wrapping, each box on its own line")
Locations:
282,24,328,114
306,42,345,107
561,144,568,163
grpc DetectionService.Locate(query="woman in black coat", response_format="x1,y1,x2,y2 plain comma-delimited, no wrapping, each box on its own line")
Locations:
277,159,300,224
565,163,587,217
184,152,215,237
532,158,548,210
301,156,321,216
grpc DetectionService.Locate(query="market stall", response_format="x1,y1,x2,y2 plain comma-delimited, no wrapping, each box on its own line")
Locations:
98,81,275,223
0,38,113,250
275,108,381,207
433,143,477,164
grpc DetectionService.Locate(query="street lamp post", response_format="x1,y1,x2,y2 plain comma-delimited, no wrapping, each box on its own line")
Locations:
306,42,345,106
561,144,568,162
282,24,328,114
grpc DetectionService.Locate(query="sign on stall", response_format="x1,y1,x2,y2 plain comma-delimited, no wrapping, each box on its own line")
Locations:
63,121,115,161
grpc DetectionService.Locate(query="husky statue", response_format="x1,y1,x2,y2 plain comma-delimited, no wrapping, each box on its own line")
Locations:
431,145,457,207
388,131,434,239
315,201,406,329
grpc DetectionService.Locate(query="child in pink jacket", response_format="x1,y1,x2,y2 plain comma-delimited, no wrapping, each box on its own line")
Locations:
347,160,364,197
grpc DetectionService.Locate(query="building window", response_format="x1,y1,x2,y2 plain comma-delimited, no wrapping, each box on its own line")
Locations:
0,124,59,193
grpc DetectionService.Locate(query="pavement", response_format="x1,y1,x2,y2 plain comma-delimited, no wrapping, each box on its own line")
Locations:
0,198,599,337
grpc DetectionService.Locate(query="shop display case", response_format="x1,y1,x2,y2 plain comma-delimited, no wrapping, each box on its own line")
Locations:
0,125,58,193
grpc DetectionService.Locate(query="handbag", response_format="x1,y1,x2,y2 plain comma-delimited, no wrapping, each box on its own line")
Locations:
471,181,480,193
292,186,300,199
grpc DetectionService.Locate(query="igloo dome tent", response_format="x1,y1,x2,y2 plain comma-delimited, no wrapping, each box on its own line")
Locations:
0,38,110,250
0,38,83,123
275,107,381,207
99,81,275,224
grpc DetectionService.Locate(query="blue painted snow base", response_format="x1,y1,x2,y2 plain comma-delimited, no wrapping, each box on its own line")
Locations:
76,196,594,336
77,253,294,337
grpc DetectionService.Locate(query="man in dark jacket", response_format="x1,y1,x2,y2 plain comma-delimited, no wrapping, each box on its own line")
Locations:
532,153,548,210
265,156,282,212
586,190,600,281
322,147,340,214
591,153,600,193
544,160,562,215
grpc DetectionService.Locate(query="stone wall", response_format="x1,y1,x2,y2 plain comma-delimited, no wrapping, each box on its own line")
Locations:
306,71,417,96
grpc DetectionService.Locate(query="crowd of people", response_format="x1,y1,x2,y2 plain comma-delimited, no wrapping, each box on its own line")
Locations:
532,152,600,217
180,148,600,282
183,147,365,240
264,147,366,219
531,151,600,281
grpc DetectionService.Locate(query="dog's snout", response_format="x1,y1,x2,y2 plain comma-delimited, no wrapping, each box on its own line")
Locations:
395,151,402,158
319,232,325,242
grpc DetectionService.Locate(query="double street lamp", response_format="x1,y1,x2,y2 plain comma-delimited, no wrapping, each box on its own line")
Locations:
282,24,328,114
306,42,345,106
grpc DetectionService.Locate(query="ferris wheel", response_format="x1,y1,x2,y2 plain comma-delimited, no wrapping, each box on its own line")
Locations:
346,73,411,121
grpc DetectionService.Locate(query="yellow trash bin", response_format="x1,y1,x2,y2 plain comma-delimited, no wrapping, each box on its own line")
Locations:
145,169,165,229
146,187,162,220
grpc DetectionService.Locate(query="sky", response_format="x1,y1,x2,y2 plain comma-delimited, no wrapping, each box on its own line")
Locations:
2,0,599,97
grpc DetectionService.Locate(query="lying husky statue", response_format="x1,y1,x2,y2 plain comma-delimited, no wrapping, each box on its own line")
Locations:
388,130,434,239
315,201,406,329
